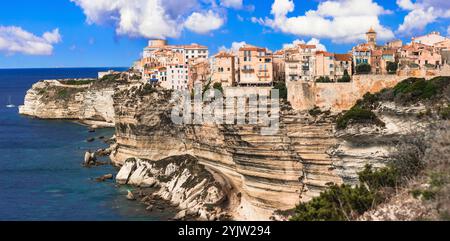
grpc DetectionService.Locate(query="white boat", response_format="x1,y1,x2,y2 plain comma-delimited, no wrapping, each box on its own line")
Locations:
6,96,16,108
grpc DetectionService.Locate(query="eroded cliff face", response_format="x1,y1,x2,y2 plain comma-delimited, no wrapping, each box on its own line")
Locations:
116,155,229,221
19,77,129,127
111,85,343,220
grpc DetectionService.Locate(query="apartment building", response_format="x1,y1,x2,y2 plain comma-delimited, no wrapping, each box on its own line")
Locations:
141,40,209,91
399,43,442,69
238,44,273,86
285,44,316,82
315,52,352,81
211,51,238,87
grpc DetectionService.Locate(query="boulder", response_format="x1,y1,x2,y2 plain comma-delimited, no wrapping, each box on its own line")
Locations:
174,210,187,220
84,151,96,166
95,174,114,182
126,190,135,201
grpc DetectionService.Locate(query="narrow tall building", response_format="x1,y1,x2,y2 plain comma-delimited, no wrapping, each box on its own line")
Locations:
238,44,274,86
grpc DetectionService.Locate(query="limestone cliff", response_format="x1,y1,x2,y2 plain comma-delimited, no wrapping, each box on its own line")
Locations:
110,84,342,220
116,155,229,221
19,75,130,127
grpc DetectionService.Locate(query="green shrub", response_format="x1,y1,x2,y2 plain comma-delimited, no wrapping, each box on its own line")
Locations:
291,165,399,221
355,63,371,74
359,165,399,190
337,70,351,82
273,82,287,99
440,105,450,119
386,61,398,74
59,79,94,85
336,106,384,129
316,76,333,83
213,82,224,94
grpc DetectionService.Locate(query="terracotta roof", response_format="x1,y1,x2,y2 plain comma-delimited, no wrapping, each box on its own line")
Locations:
334,53,352,61
382,49,396,55
215,51,235,58
239,44,266,51
316,51,334,57
298,44,316,49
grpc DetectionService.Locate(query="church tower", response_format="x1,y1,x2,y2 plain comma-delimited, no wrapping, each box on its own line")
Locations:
366,27,377,46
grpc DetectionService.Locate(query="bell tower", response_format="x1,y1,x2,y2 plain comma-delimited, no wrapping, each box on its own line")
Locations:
366,27,377,46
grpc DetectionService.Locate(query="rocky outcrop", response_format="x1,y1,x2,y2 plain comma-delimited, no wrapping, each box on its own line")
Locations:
330,102,430,184
116,155,229,221
19,77,130,127
110,85,343,220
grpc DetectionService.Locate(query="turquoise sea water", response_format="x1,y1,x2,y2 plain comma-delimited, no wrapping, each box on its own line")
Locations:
0,68,170,220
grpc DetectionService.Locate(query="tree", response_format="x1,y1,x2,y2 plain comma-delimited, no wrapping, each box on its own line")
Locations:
355,63,371,75
386,61,398,74
337,69,351,82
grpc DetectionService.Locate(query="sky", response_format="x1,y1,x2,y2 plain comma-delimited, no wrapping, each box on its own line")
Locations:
0,0,449,68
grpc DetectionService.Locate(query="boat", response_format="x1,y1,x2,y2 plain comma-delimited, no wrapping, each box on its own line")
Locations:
6,96,16,108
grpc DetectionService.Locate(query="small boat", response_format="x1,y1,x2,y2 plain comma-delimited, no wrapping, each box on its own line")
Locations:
6,96,16,108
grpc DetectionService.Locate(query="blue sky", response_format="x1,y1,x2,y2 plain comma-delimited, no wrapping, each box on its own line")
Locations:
0,0,449,68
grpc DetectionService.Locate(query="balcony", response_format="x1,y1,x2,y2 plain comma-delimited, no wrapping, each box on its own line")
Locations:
241,68,255,73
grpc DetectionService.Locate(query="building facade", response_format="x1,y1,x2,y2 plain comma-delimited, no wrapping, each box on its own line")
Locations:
238,44,273,86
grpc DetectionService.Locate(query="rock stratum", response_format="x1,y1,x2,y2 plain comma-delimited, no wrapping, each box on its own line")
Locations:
110,85,344,220
20,75,449,220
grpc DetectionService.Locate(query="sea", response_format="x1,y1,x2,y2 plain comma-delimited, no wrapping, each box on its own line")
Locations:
0,68,172,221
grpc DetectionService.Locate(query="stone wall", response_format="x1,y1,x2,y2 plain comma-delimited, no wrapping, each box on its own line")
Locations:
287,74,437,112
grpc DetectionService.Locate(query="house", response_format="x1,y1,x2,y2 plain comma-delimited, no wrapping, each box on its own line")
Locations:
334,53,353,78
315,51,335,79
412,32,448,46
211,51,238,87
285,44,316,82
238,44,273,86
140,40,209,91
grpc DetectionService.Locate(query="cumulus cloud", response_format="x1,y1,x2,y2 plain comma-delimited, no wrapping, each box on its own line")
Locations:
397,0,450,34
220,0,243,9
0,26,62,55
259,0,395,43
71,0,229,39
282,38,327,51
185,10,225,34
219,41,246,53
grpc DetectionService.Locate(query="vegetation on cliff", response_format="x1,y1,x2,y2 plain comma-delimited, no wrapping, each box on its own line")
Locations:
291,136,426,221
59,79,95,85
273,82,287,99
293,77,450,221
336,76,450,129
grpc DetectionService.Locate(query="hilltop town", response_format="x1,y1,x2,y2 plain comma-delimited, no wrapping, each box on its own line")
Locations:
18,28,450,221
130,28,450,93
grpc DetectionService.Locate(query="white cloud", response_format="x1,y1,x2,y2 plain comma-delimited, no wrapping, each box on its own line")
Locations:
282,38,327,51
260,0,395,43
251,17,265,25
397,0,450,33
220,0,243,9
71,0,230,39
185,10,225,34
448,26,450,36
219,41,246,53
0,26,62,55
